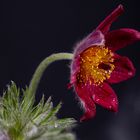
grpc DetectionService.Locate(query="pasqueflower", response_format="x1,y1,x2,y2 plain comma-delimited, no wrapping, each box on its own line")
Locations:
69,5,140,121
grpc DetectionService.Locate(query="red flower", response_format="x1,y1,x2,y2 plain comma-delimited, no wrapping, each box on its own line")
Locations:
69,5,140,121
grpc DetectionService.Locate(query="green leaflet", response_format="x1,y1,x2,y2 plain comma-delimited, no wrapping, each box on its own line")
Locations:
0,82,76,140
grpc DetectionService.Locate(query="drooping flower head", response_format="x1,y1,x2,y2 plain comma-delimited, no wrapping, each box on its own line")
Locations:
69,5,140,121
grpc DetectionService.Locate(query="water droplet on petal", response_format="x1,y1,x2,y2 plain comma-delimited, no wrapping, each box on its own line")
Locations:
112,98,116,102
128,72,133,76
96,99,100,102
109,106,112,109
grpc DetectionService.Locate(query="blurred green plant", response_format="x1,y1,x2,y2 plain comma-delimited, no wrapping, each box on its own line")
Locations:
0,53,76,140
0,82,76,140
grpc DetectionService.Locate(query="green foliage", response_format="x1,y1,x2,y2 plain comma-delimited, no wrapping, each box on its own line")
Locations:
0,82,76,140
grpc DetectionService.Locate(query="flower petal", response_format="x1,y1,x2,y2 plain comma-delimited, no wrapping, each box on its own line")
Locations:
73,30,105,57
108,54,135,84
106,28,140,51
70,31,105,87
92,83,118,112
96,5,124,34
75,84,96,121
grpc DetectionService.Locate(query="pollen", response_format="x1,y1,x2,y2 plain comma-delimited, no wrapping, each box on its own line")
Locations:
77,46,115,85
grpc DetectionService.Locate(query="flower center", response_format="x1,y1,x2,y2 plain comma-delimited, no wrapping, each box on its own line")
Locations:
77,46,115,85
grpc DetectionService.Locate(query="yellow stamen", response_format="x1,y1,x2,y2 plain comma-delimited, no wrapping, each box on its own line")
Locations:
77,46,115,86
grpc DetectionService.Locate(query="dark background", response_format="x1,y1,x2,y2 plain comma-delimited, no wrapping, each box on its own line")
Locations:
0,0,140,140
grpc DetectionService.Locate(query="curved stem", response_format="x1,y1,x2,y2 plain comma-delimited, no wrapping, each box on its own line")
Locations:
28,53,73,99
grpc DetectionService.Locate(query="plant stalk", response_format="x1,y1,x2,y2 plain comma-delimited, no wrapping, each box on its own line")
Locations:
28,53,73,99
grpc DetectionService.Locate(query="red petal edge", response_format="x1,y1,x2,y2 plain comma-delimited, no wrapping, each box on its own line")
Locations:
108,54,136,84
92,83,118,112
106,28,140,51
96,4,124,34
75,84,96,121
73,30,105,57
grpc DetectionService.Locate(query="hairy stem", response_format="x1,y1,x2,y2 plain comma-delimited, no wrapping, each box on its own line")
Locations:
28,53,73,99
